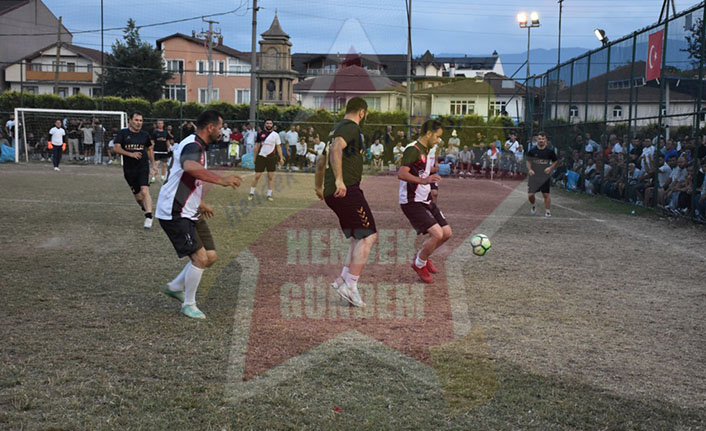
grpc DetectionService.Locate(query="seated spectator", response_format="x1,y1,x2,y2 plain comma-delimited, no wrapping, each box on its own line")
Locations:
624,162,643,203
481,142,500,175
393,141,404,167
583,157,600,194
370,139,384,171
665,156,689,210
458,145,472,176
444,141,459,168
644,154,672,206
662,139,679,163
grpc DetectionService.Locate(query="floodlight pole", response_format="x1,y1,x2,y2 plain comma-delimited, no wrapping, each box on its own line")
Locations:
406,0,412,137
557,0,563,66
249,0,259,129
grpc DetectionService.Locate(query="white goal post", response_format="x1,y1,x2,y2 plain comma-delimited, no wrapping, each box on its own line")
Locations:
13,107,128,163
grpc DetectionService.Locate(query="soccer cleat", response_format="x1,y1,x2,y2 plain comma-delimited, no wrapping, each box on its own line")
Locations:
143,218,153,229
150,176,156,184
425,259,439,274
545,210,551,217
330,277,345,291
248,193,254,201
54,167,60,171
161,176,166,182
335,282,365,307
530,205,537,215
181,304,206,319
411,263,434,284
163,285,185,302
267,196,274,202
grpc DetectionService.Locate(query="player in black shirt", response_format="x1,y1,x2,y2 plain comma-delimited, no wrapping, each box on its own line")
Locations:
314,97,377,308
151,120,171,183
113,112,158,229
526,131,558,217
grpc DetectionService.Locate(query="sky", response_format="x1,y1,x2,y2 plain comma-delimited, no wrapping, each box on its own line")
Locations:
42,0,700,74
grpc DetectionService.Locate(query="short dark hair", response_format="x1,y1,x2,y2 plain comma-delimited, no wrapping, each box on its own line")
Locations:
264,118,274,124
537,131,547,137
345,97,368,114
130,112,143,119
420,119,443,135
195,109,223,129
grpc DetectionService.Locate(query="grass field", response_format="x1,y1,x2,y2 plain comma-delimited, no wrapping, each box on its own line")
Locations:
1,162,705,431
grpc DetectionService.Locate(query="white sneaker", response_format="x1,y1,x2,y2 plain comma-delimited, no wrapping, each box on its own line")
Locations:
530,205,536,215
336,282,365,307
545,210,551,217
161,176,166,182
54,167,60,171
143,218,153,229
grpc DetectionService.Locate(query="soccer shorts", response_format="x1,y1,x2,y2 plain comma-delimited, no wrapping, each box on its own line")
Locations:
123,165,150,194
401,201,448,235
255,154,278,172
159,218,215,258
154,152,171,161
324,183,377,240
528,175,551,194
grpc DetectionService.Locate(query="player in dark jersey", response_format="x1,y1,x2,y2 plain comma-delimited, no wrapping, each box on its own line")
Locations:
151,120,171,183
398,120,451,284
526,131,558,217
113,112,158,229
314,97,377,308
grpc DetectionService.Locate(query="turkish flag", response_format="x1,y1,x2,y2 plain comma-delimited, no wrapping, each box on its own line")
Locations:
646,29,664,82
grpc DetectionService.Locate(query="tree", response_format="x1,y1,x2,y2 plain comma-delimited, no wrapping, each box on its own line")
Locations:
100,19,172,102
683,17,705,70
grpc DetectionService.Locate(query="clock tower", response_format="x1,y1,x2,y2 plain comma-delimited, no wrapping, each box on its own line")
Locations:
258,12,297,106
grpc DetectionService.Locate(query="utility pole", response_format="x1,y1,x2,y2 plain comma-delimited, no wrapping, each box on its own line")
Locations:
101,0,104,108
249,0,259,127
53,16,62,95
557,0,563,66
406,0,412,135
199,19,220,104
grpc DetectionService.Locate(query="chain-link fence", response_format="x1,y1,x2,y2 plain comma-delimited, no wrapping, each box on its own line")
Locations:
529,2,706,222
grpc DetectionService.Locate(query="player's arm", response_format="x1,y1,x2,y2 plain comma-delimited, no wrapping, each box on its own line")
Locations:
113,134,140,159
314,154,326,200
253,142,260,158
397,165,439,184
275,136,285,165
545,157,559,174
183,160,241,189
330,136,348,197
526,158,534,176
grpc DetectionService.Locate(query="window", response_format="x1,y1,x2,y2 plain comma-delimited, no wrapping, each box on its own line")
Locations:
397,97,404,111
197,60,206,75
228,58,250,75
166,59,184,74
488,101,506,117
217,60,226,75
72,87,80,95
52,61,66,72
57,87,68,98
25,86,38,94
450,100,474,116
66,62,76,72
266,80,276,100
164,84,186,102
314,95,325,108
235,88,250,104
199,88,219,103
613,105,623,119
86,64,93,74
91,88,102,97
570,105,579,118
29,63,42,71
363,97,381,111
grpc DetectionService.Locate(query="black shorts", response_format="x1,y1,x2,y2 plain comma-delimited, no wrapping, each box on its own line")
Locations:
123,165,150,194
401,201,448,235
154,152,170,161
255,154,277,172
324,184,377,240
430,182,438,191
528,176,551,194
159,218,215,258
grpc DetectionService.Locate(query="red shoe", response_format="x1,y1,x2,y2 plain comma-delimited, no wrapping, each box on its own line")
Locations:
425,259,439,274
411,263,434,284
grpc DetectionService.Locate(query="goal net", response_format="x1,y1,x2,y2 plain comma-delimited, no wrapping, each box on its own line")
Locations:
13,108,127,164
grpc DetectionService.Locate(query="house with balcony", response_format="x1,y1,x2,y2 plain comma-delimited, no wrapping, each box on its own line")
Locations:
4,42,103,97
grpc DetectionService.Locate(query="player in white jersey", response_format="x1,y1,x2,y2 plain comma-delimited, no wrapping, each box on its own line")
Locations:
248,119,285,201
156,110,242,319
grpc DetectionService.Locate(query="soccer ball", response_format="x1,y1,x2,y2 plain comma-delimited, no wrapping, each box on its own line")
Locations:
470,233,491,256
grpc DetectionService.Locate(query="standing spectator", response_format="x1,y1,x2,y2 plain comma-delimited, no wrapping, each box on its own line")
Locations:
5,114,15,146
48,119,66,171
79,120,94,163
370,139,384,171
383,125,395,166
180,121,195,140
286,124,298,170
67,119,80,161
448,129,461,150
244,123,256,155
585,133,599,154
221,123,232,148
296,136,308,170
93,119,105,165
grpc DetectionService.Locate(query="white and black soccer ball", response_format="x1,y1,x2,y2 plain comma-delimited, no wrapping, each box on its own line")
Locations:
470,233,491,256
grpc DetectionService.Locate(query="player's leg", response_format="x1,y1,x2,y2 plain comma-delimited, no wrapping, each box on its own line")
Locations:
543,192,551,213
528,192,537,215
266,171,275,201
140,185,154,228
249,158,264,199
542,180,551,216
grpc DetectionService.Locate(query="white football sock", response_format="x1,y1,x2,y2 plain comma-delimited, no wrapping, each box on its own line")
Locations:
415,250,427,268
167,261,191,291
183,265,205,306
267,189,272,197
344,273,359,290
250,187,255,194
340,266,349,279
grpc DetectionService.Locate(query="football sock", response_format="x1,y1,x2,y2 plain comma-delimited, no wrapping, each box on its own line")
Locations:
340,266,349,280
168,261,191,291
415,250,427,269
145,212,153,219
267,189,273,197
183,265,205,306
344,273,359,290
249,187,255,194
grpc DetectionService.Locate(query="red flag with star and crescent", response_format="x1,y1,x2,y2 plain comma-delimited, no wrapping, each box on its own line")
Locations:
646,29,664,82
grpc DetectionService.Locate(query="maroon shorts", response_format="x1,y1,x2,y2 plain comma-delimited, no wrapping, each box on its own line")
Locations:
324,183,377,239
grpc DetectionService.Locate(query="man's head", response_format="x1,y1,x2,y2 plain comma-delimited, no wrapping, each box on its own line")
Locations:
289,124,296,131
195,109,224,144
223,122,228,129
129,112,144,132
667,156,677,168
264,119,274,132
666,139,674,149
55,120,62,128
9,114,14,120
419,119,443,147
344,97,368,124
156,120,164,130
463,145,468,150
677,156,687,169
609,134,617,144
537,131,547,148
510,132,517,140
628,162,636,172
